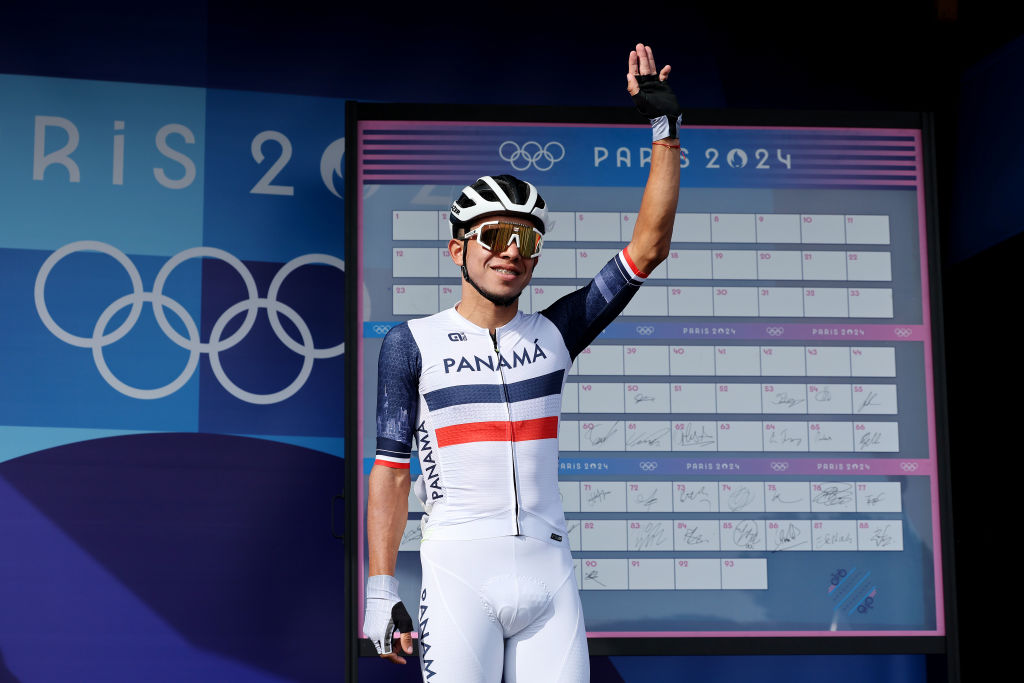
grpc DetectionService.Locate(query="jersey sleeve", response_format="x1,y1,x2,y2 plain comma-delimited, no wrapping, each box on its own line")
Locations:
375,322,422,469
540,248,648,359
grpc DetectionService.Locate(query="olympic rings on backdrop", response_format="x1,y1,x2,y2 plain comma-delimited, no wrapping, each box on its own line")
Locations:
769,462,789,472
766,326,784,337
635,326,654,336
638,461,658,472
34,241,344,404
899,462,919,472
498,141,565,172
894,328,911,338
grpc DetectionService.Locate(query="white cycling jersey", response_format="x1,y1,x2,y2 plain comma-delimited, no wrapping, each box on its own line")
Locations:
374,248,648,545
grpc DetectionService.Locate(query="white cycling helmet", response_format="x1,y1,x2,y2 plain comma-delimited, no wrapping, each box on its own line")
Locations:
449,175,549,237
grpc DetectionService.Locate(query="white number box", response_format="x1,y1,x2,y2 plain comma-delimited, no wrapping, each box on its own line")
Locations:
852,384,898,415
853,422,899,452
675,558,721,589
392,210,438,240
567,520,582,551
393,285,438,315
716,421,763,451
756,214,801,243
626,481,673,513
846,251,892,281
667,250,712,279
538,248,577,278
437,247,455,278
530,285,576,311
850,347,896,377
722,559,768,590
848,288,894,318
720,520,766,551
628,520,674,552
712,214,756,242
559,420,579,451
674,213,712,242
629,558,675,589
671,383,716,413
807,384,853,414
716,383,762,413
713,346,760,375
712,250,758,279
759,346,805,376
668,286,714,316
810,482,857,513
766,519,812,551
576,248,620,279
719,482,765,513
575,212,621,241
672,421,718,451
623,286,668,316
713,286,759,316
763,421,809,451
858,520,903,551
561,385,579,413
558,481,581,512
624,421,672,451
577,345,624,375
580,421,625,451
765,482,811,512
803,287,849,317
855,482,902,512
756,250,803,279
812,520,858,551
581,519,627,551
673,519,720,551
805,347,851,376
625,383,670,414
845,215,891,245
580,481,626,512
392,248,438,277
398,519,423,552
438,284,460,310
673,481,719,512
578,382,625,413
546,212,576,242
808,421,854,452
800,215,845,244
762,383,808,414
801,251,848,280
669,346,716,375
580,558,628,590
758,287,804,317
623,345,669,375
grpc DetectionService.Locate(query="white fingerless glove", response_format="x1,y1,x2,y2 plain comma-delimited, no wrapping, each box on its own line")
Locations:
363,574,413,655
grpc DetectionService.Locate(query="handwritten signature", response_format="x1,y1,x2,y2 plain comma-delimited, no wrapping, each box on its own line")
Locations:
813,484,853,507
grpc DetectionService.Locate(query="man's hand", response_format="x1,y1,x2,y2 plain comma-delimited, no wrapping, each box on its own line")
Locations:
626,43,681,141
626,42,671,95
364,575,416,665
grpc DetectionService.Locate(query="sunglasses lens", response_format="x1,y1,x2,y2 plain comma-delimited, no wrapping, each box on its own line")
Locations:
479,222,542,257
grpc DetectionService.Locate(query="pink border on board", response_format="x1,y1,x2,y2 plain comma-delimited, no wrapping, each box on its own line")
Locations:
355,120,945,639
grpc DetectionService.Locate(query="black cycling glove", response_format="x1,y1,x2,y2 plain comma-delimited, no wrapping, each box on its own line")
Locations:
632,75,683,141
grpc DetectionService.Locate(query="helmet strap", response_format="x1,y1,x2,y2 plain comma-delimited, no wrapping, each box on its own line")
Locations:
460,237,520,308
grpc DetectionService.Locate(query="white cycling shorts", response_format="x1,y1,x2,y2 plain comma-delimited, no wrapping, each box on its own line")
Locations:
416,535,589,682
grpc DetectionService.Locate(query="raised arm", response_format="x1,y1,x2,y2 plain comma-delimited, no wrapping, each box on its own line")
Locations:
624,42,681,276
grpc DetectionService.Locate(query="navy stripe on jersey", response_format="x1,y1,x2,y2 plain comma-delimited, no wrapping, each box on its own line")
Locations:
423,369,565,411
541,249,647,360
376,322,421,465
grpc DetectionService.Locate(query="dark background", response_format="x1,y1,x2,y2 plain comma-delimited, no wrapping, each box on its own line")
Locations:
3,1,1022,680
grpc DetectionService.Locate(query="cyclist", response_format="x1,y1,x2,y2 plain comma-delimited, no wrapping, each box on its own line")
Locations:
365,42,683,682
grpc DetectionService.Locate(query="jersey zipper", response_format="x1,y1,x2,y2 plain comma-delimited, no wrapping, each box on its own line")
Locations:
491,328,521,535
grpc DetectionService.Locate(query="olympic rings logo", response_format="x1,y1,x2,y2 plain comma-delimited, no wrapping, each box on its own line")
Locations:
766,326,784,337
635,325,655,336
35,241,344,405
498,141,565,172
638,461,658,472
372,323,394,336
769,462,789,472
899,462,919,472
894,328,911,338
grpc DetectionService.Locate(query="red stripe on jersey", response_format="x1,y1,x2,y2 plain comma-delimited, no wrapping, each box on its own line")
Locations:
436,416,559,448
375,459,410,469
621,248,649,279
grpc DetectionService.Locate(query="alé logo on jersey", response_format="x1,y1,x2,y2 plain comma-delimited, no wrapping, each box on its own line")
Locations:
442,338,548,373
